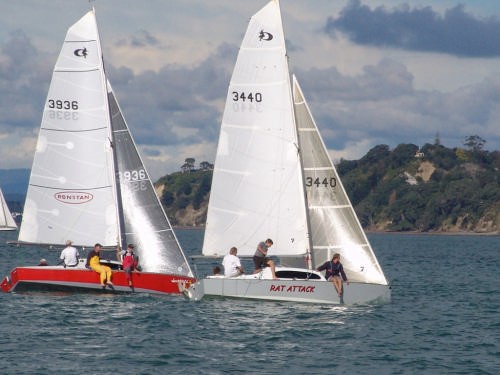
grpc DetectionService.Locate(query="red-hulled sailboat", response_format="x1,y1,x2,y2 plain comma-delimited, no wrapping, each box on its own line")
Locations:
1,9,195,294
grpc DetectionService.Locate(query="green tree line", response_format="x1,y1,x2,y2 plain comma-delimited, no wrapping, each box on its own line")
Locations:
157,140,500,232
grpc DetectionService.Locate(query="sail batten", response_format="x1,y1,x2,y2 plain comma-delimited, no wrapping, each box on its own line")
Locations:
28,184,112,190
54,68,100,73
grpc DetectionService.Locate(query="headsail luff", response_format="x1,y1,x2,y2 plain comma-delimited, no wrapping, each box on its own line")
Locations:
293,76,388,285
202,0,309,257
18,10,118,248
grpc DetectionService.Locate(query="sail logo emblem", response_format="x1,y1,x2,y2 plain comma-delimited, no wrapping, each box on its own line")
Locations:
54,191,93,204
258,30,273,41
74,47,88,58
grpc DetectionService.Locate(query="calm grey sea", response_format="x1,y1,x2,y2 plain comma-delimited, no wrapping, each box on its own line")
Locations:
0,229,498,374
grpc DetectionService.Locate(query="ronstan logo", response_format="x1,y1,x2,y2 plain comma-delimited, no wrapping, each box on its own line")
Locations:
74,47,88,58
258,30,273,41
54,191,93,204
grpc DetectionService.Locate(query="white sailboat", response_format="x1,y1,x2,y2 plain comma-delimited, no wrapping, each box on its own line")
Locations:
2,8,195,294
0,188,17,231
184,0,390,304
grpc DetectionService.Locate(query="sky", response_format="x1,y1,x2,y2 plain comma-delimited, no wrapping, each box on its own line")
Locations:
1,0,500,180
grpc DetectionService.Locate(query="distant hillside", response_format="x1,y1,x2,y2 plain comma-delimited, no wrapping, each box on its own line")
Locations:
337,143,499,233
156,169,212,227
155,143,500,233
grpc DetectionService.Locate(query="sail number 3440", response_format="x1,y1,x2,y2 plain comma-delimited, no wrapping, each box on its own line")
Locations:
232,91,262,102
306,177,337,188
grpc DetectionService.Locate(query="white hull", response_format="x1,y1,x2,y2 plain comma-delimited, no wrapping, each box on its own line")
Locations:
185,267,391,305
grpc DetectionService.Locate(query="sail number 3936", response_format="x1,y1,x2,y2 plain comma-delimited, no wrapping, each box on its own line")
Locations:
48,99,79,110
306,177,337,188
120,169,147,182
232,91,262,102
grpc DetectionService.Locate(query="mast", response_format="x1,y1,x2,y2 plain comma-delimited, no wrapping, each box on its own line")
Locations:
94,8,125,251
277,1,314,269
291,82,314,269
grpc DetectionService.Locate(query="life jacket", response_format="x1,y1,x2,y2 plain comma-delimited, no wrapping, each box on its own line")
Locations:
122,253,138,270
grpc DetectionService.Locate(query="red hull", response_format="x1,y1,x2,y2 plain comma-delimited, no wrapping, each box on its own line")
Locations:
1,266,195,295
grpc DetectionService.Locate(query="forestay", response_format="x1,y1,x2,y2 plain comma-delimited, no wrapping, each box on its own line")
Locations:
19,10,118,247
202,1,309,257
293,76,388,285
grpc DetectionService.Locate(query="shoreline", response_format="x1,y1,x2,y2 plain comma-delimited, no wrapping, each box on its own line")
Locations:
365,230,499,236
173,226,499,236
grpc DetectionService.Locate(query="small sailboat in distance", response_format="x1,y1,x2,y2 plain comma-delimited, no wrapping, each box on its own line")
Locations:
184,0,390,304
1,8,195,294
0,188,17,231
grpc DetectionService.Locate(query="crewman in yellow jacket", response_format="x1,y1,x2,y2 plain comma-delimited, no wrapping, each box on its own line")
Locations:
86,243,113,287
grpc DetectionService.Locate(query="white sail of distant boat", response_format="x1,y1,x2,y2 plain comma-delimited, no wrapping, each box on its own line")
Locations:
185,0,390,304
2,8,194,294
0,188,17,231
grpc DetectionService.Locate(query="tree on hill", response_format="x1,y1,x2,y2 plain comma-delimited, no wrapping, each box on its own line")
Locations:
464,135,486,152
199,161,214,170
181,158,196,173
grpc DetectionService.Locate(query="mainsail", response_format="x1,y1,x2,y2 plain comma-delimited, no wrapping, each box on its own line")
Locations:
0,188,17,230
202,0,309,257
293,76,388,285
19,10,117,247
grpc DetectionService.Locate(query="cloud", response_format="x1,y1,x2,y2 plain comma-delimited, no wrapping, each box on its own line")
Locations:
0,31,52,131
107,42,235,151
324,0,500,57
2,17,500,180
295,60,500,155
115,29,160,48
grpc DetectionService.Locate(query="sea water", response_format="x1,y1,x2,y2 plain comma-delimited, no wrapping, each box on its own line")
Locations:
0,230,498,374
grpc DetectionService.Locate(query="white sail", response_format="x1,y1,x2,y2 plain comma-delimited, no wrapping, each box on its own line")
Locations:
0,188,17,231
293,76,388,285
19,10,118,247
202,0,309,257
